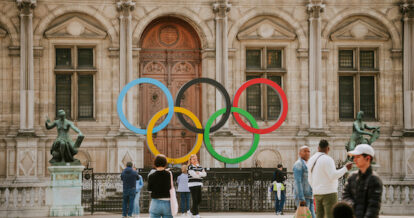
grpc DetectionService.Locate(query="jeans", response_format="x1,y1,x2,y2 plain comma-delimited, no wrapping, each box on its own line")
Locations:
296,198,316,218
275,190,286,213
149,199,173,218
122,189,136,217
132,191,141,215
189,186,202,215
179,192,191,213
314,193,338,218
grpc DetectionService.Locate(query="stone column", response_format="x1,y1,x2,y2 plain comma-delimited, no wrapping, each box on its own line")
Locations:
401,1,414,133
213,0,231,129
17,0,36,132
117,0,135,131
307,1,325,131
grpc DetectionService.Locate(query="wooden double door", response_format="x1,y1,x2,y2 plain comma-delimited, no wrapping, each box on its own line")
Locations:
140,17,201,168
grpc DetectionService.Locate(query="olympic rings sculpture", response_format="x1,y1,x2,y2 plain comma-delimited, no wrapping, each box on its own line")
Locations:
117,77,288,164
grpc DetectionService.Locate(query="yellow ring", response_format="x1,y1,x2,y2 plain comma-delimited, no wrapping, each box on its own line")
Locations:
146,107,203,164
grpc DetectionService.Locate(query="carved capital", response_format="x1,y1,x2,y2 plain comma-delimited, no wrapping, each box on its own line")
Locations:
401,1,414,19
117,0,135,15
307,3,325,19
213,0,231,18
16,0,36,15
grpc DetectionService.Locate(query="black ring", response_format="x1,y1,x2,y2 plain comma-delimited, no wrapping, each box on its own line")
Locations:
175,77,231,133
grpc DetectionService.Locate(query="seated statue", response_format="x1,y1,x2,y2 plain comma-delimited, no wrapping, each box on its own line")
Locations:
46,110,84,165
346,111,380,160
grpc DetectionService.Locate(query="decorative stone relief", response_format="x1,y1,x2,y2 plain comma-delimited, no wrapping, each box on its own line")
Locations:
66,20,85,36
407,151,414,175
44,16,107,39
18,150,36,176
237,18,296,40
330,19,389,41
120,151,133,170
253,149,282,168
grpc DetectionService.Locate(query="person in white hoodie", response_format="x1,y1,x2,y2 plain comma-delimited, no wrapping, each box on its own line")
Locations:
307,139,352,218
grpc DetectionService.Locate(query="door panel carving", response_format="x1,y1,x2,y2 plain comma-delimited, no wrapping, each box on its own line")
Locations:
140,17,201,168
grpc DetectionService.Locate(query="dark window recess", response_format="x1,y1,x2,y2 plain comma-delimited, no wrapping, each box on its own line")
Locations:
246,50,261,69
267,76,282,119
339,50,353,69
267,50,282,69
360,50,375,70
359,76,375,119
78,75,94,119
78,48,94,68
246,75,261,119
339,76,354,119
56,48,72,68
56,75,71,119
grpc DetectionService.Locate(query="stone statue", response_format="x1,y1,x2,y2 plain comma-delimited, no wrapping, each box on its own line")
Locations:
346,111,380,160
45,110,84,165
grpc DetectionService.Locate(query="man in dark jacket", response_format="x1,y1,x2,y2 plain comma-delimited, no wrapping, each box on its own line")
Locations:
273,163,287,215
121,162,139,218
343,144,383,218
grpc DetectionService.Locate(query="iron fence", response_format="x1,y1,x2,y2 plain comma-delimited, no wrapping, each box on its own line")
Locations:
82,168,345,214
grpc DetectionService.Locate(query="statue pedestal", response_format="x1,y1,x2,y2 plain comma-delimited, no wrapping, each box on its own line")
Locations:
47,165,84,216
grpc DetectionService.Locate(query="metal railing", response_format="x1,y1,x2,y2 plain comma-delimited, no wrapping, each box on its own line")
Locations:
81,168,330,213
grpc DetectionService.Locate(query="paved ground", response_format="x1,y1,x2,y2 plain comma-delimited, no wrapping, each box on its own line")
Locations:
58,212,413,218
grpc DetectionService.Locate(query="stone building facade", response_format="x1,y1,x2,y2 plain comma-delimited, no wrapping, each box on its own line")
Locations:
0,0,414,215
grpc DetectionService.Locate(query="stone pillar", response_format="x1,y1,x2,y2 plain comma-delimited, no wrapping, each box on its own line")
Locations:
117,0,135,131
213,0,231,129
307,1,325,131
17,0,36,132
401,1,414,133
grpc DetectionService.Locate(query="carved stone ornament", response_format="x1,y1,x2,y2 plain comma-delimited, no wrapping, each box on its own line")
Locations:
330,19,389,41
237,18,296,40
45,17,107,39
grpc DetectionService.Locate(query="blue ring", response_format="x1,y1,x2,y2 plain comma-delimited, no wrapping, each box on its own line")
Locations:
117,78,174,135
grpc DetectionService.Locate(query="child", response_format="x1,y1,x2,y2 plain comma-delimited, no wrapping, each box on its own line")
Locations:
132,167,144,218
177,165,191,216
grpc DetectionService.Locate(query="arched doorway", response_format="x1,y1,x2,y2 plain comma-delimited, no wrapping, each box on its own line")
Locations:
139,17,201,168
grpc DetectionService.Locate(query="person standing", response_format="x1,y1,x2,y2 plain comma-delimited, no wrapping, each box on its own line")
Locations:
148,154,173,218
293,146,316,218
121,162,139,218
343,144,383,218
177,164,191,216
177,165,191,216
187,154,206,218
307,139,352,218
132,167,144,218
273,163,287,215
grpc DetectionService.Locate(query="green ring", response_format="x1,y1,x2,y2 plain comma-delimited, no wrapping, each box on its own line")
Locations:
204,107,260,164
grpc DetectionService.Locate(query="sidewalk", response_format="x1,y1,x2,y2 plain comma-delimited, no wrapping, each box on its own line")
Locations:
58,212,413,218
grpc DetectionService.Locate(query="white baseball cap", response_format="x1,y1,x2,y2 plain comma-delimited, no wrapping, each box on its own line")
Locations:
348,144,375,157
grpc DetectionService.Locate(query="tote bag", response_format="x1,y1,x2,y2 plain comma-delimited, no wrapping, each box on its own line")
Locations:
169,171,178,216
294,205,312,218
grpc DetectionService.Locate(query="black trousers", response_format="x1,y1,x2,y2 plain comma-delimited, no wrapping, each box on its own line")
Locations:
189,186,202,215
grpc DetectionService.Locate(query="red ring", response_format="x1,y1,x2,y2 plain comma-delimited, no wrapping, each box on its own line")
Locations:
232,78,288,134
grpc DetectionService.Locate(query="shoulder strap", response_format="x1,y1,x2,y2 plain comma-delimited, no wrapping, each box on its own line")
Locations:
169,171,174,189
311,154,325,173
